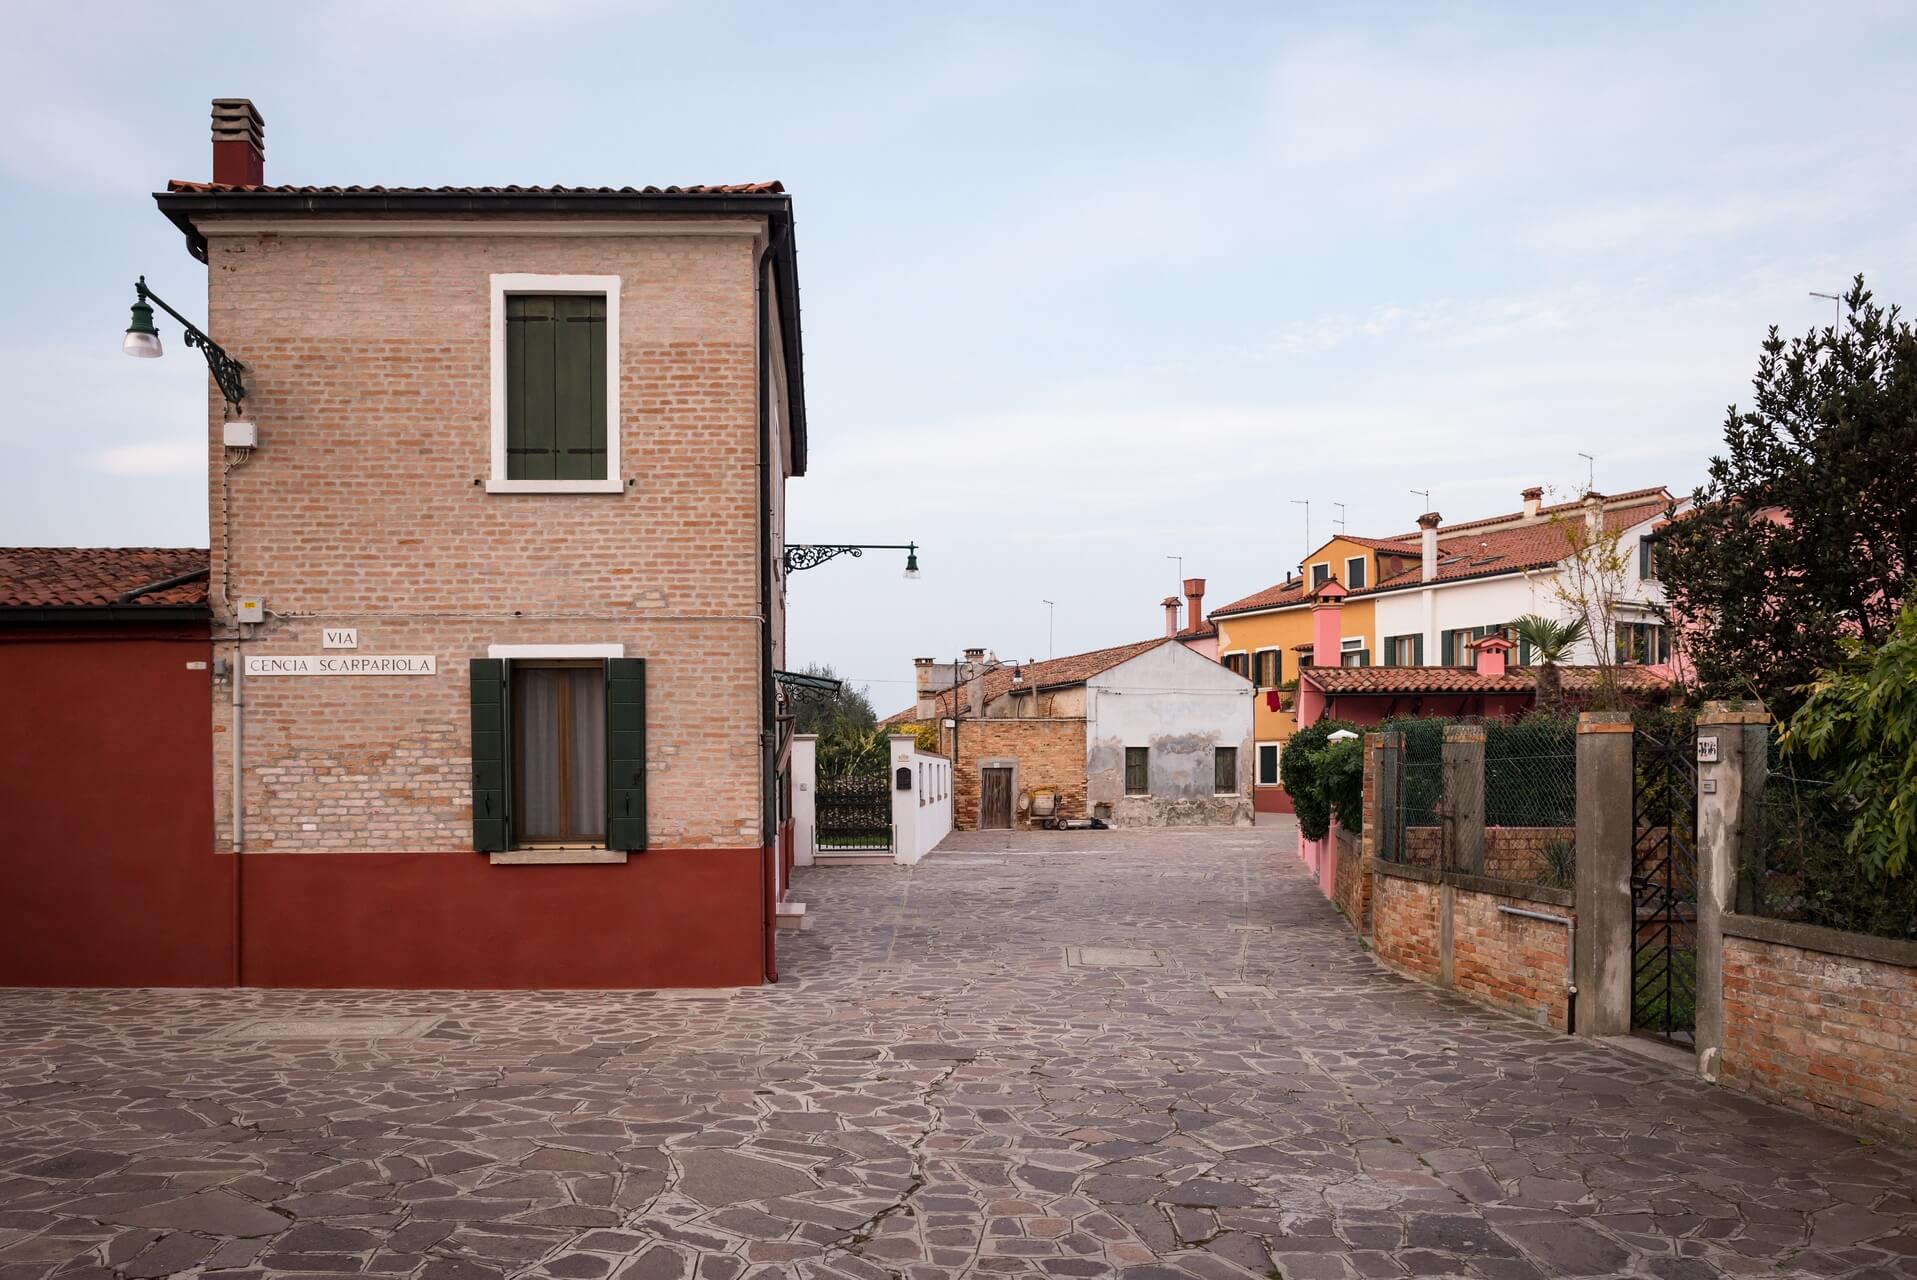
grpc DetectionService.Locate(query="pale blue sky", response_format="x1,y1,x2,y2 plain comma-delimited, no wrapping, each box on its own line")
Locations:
4,3,1912,709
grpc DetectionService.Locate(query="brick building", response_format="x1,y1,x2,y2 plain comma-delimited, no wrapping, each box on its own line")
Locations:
41,99,808,987
892,638,1254,830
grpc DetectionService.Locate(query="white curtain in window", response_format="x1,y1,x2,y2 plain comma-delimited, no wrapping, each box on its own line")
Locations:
570,667,607,838
516,668,562,838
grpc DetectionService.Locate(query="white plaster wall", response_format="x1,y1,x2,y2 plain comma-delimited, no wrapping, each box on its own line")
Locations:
1365,511,1672,666
790,734,816,865
889,735,952,864
1085,642,1255,826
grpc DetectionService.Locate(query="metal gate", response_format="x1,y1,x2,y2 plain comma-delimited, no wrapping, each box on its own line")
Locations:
1631,727,1698,1045
814,775,892,850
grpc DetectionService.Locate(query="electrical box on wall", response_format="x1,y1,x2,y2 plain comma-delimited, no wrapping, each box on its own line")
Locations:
223,421,258,448
236,598,264,623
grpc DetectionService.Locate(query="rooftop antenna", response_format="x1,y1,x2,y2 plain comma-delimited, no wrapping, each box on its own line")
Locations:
1166,555,1182,589
1409,488,1429,515
1809,290,1842,333
1578,452,1595,494
1290,499,1309,556
1041,599,1055,659
1332,502,1347,535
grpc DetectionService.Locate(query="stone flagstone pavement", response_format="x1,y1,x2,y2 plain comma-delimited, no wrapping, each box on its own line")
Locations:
2,822,1915,1280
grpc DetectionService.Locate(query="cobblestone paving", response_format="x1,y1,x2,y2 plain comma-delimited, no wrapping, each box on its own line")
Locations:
3,824,1915,1280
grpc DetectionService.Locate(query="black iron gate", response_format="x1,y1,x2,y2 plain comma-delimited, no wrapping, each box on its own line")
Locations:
815,775,892,849
1631,727,1698,1045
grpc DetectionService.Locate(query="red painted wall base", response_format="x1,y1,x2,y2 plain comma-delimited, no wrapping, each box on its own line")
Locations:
1254,786,1295,815
240,847,768,989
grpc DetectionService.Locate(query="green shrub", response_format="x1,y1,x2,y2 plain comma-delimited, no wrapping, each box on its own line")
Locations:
1280,718,1363,841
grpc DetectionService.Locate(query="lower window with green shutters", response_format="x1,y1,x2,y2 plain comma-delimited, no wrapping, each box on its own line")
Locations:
468,656,647,855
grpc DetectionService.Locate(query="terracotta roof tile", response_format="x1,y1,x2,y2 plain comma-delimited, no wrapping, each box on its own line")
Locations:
163,181,785,196
884,637,1181,723
0,548,210,609
1212,496,1670,619
1301,664,1672,696
1384,486,1670,540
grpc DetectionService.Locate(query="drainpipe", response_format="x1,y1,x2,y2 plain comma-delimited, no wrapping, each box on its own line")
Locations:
1497,904,1576,1033
756,223,787,984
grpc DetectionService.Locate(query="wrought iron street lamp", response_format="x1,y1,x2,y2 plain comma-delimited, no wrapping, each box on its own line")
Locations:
123,276,248,410
783,542,920,579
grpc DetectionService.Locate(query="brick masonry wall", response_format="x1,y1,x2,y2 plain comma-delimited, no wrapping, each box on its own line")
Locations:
1333,827,1370,934
1371,871,1440,981
1402,826,1574,881
204,227,774,852
1450,886,1571,1029
1721,934,1917,1142
948,719,1087,830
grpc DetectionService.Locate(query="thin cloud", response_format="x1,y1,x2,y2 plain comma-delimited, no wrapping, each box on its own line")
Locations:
89,441,203,477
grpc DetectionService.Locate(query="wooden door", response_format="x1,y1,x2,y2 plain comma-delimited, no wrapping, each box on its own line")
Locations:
980,767,1014,830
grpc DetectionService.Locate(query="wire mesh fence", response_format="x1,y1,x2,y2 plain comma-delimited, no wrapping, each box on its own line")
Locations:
1477,752,1578,887
1747,758,1917,941
1394,760,1442,867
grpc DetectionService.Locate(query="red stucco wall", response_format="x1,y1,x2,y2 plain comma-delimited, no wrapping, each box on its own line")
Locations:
0,624,232,986
239,847,768,989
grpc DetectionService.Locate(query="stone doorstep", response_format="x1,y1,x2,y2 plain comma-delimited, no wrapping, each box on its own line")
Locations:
812,850,897,867
774,902,810,932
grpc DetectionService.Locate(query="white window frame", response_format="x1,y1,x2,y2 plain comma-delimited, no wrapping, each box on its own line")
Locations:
1220,648,1249,679
1310,561,1332,588
1345,555,1367,589
1252,646,1282,689
1256,741,1281,787
487,643,625,659
487,273,623,495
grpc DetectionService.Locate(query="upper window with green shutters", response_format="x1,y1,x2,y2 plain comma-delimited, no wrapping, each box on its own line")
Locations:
488,275,622,494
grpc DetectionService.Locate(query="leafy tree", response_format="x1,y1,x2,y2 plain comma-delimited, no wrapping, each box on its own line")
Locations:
1510,614,1590,715
787,663,877,737
1541,503,1632,709
1781,597,1917,877
1658,276,1917,717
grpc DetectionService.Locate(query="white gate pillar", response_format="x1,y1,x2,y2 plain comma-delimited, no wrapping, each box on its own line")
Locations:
791,734,817,866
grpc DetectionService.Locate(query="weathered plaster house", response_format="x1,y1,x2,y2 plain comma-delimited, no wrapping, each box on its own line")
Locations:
135,99,807,987
898,637,1254,830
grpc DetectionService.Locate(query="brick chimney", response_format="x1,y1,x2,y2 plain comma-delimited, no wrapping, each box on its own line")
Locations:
1417,511,1443,582
1182,578,1205,632
1162,595,1182,637
212,99,265,187
1521,486,1543,519
1471,634,1513,678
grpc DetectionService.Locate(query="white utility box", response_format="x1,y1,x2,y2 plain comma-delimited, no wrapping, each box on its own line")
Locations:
236,598,265,623
223,421,258,449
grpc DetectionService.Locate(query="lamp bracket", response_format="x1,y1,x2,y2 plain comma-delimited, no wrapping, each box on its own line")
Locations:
135,277,248,409
782,542,917,574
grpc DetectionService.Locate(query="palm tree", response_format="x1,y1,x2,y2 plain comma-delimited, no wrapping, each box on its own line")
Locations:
1511,614,1590,714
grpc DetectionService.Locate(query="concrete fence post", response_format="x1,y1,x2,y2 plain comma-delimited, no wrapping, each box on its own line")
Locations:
1442,725,1486,876
1574,711,1634,1036
1367,730,1402,864
1694,700,1770,1081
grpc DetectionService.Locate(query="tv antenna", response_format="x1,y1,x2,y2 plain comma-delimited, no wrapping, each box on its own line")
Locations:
1290,499,1310,555
1041,599,1056,659
1166,554,1182,588
1578,452,1595,493
1409,488,1429,514
1809,290,1842,333
1332,502,1347,535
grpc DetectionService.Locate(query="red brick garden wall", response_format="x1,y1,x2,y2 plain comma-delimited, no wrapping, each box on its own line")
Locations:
1371,869,1440,980
1450,883,1572,1029
1720,930,1917,1143
1333,827,1370,934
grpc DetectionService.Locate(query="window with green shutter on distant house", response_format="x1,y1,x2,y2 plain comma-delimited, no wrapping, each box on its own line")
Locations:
507,294,607,481
1125,747,1149,795
1213,746,1238,794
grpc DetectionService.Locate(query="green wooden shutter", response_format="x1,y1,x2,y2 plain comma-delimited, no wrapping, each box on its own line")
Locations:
605,657,647,851
470,658,511,852
507,294,607,481
1519,637,1532,666
553,295,607,481
1440,629,1457,666
1412,633,1424,666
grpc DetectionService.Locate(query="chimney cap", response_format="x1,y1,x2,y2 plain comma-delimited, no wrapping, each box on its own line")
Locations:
913,657,935,666
1468,634,1514,652
1161,595,1182,607
211,98,264,146
1416,511,1443,529
963,647,986,660
1182,577,1205,594
1520,485,1544,500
